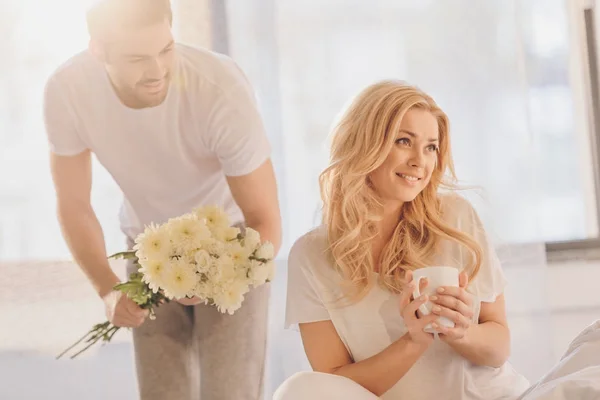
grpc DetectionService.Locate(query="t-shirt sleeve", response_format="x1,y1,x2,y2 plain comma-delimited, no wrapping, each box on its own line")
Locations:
455,196,508,303
284,237,331,329
43,76,88,156
204,62,271,177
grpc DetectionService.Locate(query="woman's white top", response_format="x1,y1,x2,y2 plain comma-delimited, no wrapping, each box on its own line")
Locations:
285,194,530,399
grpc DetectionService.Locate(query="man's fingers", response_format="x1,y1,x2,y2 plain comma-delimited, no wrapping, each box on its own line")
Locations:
124,298,149,318
112,315,141,328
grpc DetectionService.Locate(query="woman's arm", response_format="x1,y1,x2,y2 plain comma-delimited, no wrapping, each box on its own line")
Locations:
299,278,438,397
436,293,510,367
300,322,427,397
430,271,511,368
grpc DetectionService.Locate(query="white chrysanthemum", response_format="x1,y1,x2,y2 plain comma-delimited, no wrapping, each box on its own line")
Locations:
192,279,213,301
161,259,197,299
213,226,241,242
166,214,211,248
173,239,201,263
133,223,172,262
255,242,274,261
194,205,231,231
194,249,212,273
213,279,250,315
242,227,261,251
247,259,270,287
227,242,252,267
201,238,226,257
138,258,168,293
210,255,237,283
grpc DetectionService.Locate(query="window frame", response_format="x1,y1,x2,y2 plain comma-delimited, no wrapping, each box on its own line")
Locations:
546,2,600,256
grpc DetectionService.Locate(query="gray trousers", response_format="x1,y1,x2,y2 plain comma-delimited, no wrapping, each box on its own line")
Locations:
126,240,270,400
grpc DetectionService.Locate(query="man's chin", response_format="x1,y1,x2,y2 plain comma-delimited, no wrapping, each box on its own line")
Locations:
137,90,168,108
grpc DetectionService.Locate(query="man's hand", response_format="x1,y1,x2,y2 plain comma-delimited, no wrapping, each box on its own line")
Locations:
176,296,204,306
102,290,149,328
226,159,282,255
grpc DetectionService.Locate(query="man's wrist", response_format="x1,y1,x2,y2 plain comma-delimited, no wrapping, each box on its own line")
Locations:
96,275,121,299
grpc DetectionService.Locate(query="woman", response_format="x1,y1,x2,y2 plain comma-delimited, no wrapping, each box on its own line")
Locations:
274,81,531,399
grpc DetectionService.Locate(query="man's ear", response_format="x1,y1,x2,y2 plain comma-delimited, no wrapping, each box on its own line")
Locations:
88,39,107,63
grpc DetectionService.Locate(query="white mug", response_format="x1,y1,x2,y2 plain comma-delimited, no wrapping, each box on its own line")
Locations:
412,266,459,334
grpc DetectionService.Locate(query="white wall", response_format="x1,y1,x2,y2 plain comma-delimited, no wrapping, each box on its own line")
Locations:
505,254,600,383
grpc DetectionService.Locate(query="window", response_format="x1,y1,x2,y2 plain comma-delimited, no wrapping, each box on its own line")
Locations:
2,0,599,261
225,0,600,254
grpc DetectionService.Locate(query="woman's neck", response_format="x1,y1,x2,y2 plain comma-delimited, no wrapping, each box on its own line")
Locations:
380,201,403,239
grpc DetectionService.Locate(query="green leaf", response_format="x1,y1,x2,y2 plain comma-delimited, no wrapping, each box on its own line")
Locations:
108,251,137,260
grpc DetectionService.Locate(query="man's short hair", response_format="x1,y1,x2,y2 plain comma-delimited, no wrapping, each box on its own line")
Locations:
86,0,173,42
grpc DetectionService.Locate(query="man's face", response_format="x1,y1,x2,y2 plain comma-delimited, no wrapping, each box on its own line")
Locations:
101,17,176,108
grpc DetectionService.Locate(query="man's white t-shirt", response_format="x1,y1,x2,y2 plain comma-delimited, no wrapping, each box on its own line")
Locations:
285,194,531,400
43,44,271,239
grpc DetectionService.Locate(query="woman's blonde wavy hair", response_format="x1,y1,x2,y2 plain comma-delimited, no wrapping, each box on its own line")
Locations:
319,80,483,303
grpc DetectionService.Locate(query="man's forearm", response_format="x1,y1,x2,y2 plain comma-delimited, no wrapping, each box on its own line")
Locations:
447,321,510,367
58,204,119,297
246,217,282,257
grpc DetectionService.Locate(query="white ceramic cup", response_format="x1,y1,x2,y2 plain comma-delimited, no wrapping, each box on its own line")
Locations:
412,266,459,334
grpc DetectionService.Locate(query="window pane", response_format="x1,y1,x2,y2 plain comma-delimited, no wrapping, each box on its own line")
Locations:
227,0,598,250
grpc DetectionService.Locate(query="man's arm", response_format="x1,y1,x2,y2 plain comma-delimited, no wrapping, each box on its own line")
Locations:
50,150,120,297
51,151,147,326
226,158,282,256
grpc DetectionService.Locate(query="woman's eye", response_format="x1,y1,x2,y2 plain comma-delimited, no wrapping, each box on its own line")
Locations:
427,144,439,152
395,138,410,146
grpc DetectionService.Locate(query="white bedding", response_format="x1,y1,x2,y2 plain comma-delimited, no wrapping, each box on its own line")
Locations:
519,320,600,400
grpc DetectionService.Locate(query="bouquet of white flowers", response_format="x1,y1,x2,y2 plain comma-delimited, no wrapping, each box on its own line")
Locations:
57,205,275,359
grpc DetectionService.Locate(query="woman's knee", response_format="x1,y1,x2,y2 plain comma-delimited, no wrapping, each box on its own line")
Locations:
273,371,378,400
273,371,320,400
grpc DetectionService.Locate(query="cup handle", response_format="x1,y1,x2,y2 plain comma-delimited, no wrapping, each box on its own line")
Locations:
412,276,430,316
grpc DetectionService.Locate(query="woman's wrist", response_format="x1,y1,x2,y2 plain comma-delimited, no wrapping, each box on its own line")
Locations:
395,333,430,355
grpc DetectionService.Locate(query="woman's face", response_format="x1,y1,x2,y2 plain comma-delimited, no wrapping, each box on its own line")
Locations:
369,108,440,209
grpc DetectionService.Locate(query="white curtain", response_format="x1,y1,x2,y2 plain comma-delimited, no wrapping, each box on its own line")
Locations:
224,0,591,395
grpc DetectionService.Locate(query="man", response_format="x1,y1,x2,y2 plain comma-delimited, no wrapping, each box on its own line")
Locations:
43,1,281,399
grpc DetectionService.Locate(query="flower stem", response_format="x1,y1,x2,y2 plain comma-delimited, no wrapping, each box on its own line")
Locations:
69,324,120,359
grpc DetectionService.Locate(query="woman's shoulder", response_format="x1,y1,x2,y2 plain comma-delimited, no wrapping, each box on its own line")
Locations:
438,191,475,212
288,225,331,270
438,191,481,228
